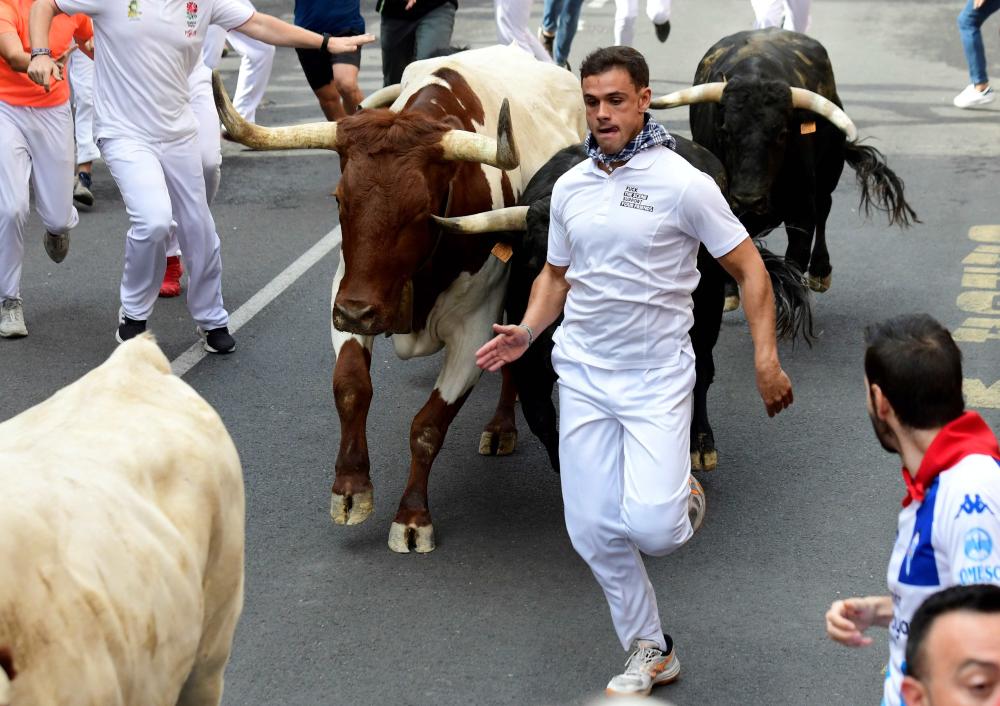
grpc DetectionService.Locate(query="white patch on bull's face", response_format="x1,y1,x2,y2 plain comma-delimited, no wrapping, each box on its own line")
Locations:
392,255,509,404
330,251,375,358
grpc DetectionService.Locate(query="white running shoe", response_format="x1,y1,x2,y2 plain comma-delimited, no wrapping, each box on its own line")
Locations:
953,84,995,109
606,639,681,696
689,475,706,533
0,298,27,338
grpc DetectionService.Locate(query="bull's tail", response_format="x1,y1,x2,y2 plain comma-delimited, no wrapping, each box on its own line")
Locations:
844,141,920,227
757,242,815,345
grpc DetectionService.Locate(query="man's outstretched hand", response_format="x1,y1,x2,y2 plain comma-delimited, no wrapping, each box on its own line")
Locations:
475,324,531,372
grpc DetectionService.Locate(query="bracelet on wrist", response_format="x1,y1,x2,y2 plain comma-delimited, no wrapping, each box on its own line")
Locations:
30,48,52,59
517,323,534,347
320,33,332,53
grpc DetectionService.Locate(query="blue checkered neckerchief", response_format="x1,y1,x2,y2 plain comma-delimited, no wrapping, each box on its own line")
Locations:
584,113,676,167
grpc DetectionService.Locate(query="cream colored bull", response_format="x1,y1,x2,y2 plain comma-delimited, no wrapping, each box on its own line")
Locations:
0,335,244,706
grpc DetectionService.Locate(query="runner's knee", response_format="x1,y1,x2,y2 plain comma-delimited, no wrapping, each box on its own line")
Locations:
624,499,690,557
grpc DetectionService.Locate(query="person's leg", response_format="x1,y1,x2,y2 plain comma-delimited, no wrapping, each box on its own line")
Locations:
645,0,670,25
190,65,222,205
227,30,276,123
159,132,229,334
541,0,561,35
295,48,345,120
495,0,554,62
782,0,810,31
413,3,456,60
99,137,174,325
553,0,584,65
750,0,784,29
380,16,417,85
25,103,80,265
614,0,639,46
958,0,1000,88
68,52,99,207
0,104,32,309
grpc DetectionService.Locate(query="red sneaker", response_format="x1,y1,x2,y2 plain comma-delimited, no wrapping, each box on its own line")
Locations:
159,255,183,298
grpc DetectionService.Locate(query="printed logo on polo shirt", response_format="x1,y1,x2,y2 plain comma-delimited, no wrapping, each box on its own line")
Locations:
620,185,653,213
964,527,993,562
127,0,141,20
955,493,995,519
185,1,199,37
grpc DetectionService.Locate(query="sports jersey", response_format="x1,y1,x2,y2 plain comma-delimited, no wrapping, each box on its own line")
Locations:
294,0,363,35
882,411,1000,706
546,145,747,370
0,0,91,107
54,0,252,141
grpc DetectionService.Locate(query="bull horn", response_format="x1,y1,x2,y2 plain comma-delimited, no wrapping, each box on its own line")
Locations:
360,83,402,110
789,87,858,141
213,70,338,150
439,98,519,170
649,82,726,109
432,206,530,234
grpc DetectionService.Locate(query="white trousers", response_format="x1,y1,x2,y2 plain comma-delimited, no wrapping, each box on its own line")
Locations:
751,0,810,32
100,133,228,328
495,0,555,62
553,345,695,651
68,52,100,165
0,101,79,300
614,0,670,46
226,31,275,123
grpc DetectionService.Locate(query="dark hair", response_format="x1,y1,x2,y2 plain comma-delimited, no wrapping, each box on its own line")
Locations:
863,314,964,429
580,46,649,89
906,584,1000,679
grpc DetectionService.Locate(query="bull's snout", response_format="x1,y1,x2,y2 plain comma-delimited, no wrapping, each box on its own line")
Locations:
333,300,381,335
731,192,769,216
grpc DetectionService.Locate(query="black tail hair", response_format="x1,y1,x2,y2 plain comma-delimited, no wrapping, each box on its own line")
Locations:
756,241,815,345
844,141,920,227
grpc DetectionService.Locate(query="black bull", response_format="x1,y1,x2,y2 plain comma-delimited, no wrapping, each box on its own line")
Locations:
685,29,918,292
499,140,812,473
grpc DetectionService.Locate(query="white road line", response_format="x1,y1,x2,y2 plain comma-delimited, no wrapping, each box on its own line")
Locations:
170,225,342,377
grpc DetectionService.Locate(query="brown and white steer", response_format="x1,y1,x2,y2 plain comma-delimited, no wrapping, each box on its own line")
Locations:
0,336,244,706
214,45,585,553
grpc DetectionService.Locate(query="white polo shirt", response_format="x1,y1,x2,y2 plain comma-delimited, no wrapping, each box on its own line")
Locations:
547,145,748,370
55,0,253,142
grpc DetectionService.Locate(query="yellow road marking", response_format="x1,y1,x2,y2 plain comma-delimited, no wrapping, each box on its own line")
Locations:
958,228,999,409
964,379,1000,409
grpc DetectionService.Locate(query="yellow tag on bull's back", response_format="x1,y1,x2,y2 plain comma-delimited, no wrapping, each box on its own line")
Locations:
491,242,513,263
800,121,817,135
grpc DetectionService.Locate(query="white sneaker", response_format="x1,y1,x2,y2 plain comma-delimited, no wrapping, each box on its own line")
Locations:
953,84,995,109
689,475,706,533
0,299,27,338
606,639,681,696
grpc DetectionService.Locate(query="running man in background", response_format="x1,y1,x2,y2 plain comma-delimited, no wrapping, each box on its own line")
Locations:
495,0,553,62
295,0,366,120
379,0,456,85
614,0,671,47
953,0,999,108
750,0,810,32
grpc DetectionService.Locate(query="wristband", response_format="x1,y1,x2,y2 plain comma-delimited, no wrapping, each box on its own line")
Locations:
320,33,332,54
517,323,534,347
30,48,52,58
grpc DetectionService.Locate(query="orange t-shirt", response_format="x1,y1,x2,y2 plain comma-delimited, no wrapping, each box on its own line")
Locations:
0,0,92,107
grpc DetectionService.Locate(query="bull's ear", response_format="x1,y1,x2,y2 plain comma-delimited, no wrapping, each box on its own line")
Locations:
440,115,465,131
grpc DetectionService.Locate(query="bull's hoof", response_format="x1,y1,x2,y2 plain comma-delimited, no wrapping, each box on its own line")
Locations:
330,489,374,526
723,294,741,313
690,448,718,472
388,522,436,553
478,430,517,456
807,273,832,293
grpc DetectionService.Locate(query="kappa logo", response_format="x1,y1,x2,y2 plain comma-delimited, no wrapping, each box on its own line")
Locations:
955,494,995,519
620,185,653,212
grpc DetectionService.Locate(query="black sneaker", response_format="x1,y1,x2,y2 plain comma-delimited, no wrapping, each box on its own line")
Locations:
537,27,555,58
43,231,70,263
199,326,236,354
654,19,671,43
73,171,94,208
116,310,147,343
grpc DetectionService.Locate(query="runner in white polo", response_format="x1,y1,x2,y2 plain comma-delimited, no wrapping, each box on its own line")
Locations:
0,0,91,338
825,314,1000,706
475,46,793,697
27,0,372,352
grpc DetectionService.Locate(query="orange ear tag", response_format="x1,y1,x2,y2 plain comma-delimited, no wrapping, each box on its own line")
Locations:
800,121,817,135
491,242,513,263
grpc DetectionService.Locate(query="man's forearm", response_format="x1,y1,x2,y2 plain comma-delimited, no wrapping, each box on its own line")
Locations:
237,13,322,49
29,0,58,51
867,595,894,628
520,266,569,335
0,35,29,71
735,260,779,367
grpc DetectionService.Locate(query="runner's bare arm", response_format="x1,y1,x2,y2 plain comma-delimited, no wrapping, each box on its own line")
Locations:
826,595,893,647
718,238,793,417
0,31,29,71
26,0,63,90
234,13,374,52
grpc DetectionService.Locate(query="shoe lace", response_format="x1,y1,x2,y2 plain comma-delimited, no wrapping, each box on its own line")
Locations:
623,646,664,674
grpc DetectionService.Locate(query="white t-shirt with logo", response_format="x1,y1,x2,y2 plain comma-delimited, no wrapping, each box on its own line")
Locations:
55,0,253,142
546,145,747,370
882,455,1000,706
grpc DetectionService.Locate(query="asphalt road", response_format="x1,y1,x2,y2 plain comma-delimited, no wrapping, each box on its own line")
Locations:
2,0,999,704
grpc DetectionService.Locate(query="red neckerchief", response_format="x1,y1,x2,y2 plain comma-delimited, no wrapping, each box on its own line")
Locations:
901,411,1000,507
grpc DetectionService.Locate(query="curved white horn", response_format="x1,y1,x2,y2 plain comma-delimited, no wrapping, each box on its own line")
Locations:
213,70,337,150
790,87,858,141
360,83,402,110
432,206,530,234
439,98,519,170
649,82,726,109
